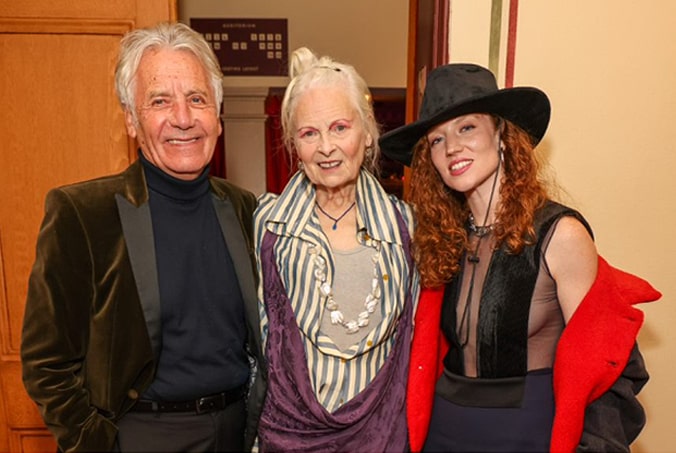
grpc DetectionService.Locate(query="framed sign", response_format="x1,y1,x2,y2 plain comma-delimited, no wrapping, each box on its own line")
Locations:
190,18,288,76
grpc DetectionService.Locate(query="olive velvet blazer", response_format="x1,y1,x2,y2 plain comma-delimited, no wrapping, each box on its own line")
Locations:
21,160,266,452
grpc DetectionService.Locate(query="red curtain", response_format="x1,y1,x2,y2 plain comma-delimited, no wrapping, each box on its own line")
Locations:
209,122,227,178
264,93,293,194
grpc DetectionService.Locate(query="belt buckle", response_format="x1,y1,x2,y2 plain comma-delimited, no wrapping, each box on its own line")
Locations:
196,396,211,414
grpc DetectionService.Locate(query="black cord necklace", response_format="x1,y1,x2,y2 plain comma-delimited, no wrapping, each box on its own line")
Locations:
315,201,356,230
457,148,502,348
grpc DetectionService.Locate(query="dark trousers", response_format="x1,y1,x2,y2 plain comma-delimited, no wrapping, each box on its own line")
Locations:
424,370,554,452
114,398,246,452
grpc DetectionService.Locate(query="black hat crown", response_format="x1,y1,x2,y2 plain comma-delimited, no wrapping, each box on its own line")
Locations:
379,63,550,166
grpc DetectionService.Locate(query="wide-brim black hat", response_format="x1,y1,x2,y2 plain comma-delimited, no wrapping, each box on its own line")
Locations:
379,63,551,166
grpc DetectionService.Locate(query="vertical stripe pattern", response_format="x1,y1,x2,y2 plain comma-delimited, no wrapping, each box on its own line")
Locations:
505,0,519,88
254,170,420,412
489,0,504,74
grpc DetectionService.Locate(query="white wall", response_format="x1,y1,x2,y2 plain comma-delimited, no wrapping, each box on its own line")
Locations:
449,1,676,452
178,0,409,195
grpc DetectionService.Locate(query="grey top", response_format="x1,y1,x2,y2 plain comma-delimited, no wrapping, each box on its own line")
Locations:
320,244,383,351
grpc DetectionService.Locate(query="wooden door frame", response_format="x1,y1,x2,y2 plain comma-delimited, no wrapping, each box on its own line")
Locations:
406,0,449,124
403,0,449,196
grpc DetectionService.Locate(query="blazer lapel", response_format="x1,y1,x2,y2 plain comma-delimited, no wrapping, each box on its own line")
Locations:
115,162,162,360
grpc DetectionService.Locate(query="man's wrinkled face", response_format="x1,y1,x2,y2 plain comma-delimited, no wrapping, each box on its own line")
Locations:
125,48,221,180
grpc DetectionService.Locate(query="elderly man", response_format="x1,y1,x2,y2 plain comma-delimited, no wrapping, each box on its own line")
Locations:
21,22,265,452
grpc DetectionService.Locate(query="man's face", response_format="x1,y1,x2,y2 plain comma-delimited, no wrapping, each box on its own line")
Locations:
125,47,222,180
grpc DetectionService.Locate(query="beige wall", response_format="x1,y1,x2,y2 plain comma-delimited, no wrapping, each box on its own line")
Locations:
450,1,675,451
179,1,674,450
178,0,408,89
178,0,408,194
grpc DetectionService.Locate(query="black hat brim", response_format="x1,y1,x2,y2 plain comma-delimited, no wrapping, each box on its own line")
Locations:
379,87,551,167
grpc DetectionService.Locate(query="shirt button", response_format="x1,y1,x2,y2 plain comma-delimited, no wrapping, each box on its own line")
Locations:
383,274,389,281
367,340,373,347
341,358,346,364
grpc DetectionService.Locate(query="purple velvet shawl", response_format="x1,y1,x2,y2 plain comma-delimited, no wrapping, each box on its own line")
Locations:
258,214,414,453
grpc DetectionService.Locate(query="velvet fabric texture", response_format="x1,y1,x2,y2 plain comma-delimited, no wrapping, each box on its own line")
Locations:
407,258,660,452
442,202,591,378
257,213,414,452
21,160,266,452
406,201,661,452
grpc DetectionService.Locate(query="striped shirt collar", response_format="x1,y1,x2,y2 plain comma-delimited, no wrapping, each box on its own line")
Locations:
264,169,405,246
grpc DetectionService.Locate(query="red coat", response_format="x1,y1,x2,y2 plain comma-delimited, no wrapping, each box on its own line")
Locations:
406,256,661,452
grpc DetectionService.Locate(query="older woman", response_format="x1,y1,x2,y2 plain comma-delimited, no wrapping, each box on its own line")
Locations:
379,63,661,452
253,47,419,452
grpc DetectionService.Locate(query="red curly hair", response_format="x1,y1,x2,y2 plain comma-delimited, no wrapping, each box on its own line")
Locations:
408,118,549,288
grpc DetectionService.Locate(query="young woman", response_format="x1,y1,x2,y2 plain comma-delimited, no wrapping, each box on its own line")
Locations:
379,63,660,452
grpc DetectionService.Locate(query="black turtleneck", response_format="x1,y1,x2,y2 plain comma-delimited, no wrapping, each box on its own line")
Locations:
139,154,249,401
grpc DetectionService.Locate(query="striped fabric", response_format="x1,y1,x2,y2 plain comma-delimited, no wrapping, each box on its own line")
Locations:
254,169,420,412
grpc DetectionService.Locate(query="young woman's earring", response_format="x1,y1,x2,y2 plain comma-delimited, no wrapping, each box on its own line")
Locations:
298,160,304,171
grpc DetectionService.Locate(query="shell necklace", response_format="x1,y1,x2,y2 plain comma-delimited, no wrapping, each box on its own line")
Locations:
311,231,382,334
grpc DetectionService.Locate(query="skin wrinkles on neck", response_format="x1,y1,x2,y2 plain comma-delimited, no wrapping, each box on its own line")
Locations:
315,186,358,215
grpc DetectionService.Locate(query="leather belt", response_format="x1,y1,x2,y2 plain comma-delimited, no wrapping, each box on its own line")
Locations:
131,384,246,414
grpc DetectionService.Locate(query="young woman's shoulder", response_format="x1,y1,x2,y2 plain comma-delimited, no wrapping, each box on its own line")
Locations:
549,215,594,247
545,215,598,322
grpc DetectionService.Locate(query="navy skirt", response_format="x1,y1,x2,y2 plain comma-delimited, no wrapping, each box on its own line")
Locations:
423,369,554,452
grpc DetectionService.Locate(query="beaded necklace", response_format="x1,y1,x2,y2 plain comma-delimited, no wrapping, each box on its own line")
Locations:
311,231,381,334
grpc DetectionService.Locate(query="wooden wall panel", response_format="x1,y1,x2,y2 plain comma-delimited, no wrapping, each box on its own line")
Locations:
1,27,132,356
10,430,54,453
0,1,135,19
0,3,176,451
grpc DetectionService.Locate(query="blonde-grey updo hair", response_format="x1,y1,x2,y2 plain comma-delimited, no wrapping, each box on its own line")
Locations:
114,22,224,120
281,47,380,174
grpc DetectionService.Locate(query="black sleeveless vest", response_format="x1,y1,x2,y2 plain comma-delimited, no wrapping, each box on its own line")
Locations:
441,201,592,378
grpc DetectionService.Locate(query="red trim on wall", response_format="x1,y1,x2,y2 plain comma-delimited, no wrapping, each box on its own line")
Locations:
434,0,450,65
505,0,519,87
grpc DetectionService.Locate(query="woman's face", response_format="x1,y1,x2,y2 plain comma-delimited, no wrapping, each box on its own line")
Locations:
427,113,502,197
293,86,372,193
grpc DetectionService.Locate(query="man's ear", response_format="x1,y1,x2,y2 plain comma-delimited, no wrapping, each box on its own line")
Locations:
124,108,138,138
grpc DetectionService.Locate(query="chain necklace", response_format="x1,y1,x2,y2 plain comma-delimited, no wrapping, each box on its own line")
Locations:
468,213,494,237
315,201,356,230
311,232,381,334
